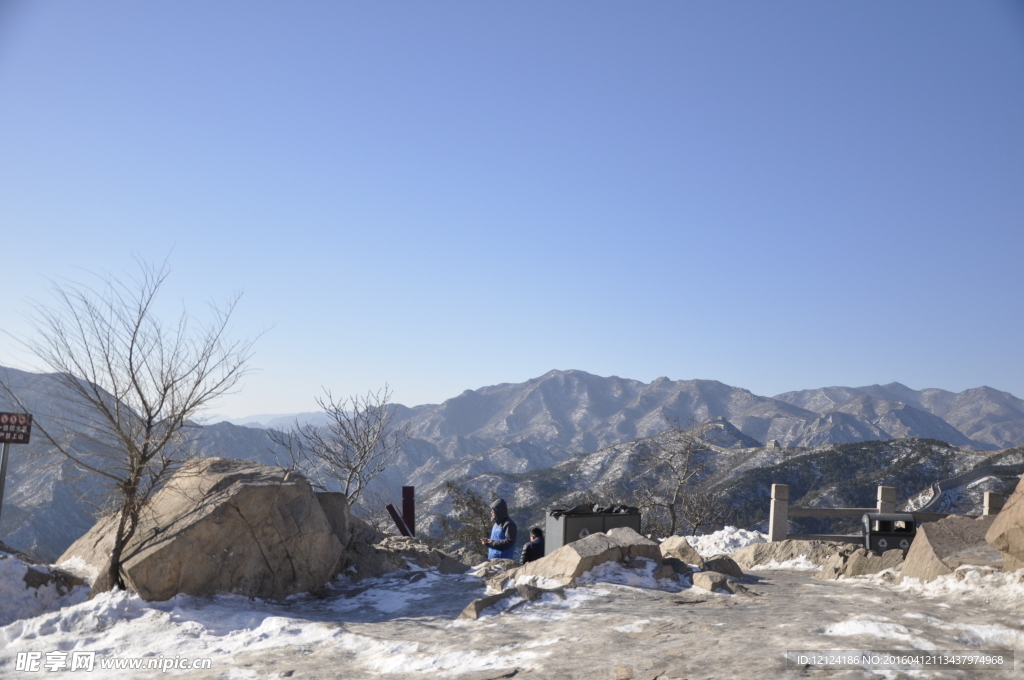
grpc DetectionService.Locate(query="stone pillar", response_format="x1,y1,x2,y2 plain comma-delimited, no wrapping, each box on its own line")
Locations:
877,486,896,514
984,492,1005,516
769,484,789,542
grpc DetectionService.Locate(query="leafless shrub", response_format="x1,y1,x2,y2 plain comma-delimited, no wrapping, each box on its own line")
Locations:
635,417,719,536
0,260,254,593
270,386,409,507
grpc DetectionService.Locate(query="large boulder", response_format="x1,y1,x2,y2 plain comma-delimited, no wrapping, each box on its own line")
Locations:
502,527,661,587
659,536,705,569
315,492,353,549
59,458,344,601
732,540,855,570
691,571,729,592
703,555,744,579
903,515,1003,582
987,478,1024,572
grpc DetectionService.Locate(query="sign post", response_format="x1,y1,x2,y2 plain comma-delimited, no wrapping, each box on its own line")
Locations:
0,413,33,530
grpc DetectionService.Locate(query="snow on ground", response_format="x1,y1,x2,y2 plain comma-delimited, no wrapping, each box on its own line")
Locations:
510,587,610,623
685,525,767,557
333,630,542,676
0,565,486,676
877,565,1024,610
0,554,88,627
577,558,685,591
0,552,686,676
822,615,939,649
748,555,820,571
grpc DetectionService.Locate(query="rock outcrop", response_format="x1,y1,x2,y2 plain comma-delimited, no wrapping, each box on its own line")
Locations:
692,571,729,592
458,583,567,620
659,536,705,569
903,515,1003,582
346,535,471,579
316,491,353,549
987,476,1024,572
815,548,905,580
703,555,744,579
732,539,855,570
59,458,345,601
498,527,661,587
21,564,86,595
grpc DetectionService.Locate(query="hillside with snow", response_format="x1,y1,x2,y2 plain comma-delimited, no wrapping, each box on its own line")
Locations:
3,366,1024,560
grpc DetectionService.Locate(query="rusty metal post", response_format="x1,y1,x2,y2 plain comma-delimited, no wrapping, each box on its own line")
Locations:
402,486,415,537
386,503,411,536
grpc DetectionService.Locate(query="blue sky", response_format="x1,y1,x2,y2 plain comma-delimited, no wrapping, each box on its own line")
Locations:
1,2,1022,416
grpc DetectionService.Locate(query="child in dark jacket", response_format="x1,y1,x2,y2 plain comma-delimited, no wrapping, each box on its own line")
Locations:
520,527,544,563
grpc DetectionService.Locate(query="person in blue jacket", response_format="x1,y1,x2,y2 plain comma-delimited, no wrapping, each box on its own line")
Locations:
480,498,517,560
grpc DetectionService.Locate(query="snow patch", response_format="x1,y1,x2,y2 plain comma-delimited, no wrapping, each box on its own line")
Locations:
821,615,937,650
513,574,565,590
576,558,684,591
749,556,820,571
888,566,1024,609
613,619,649,633
685,526,767,557
516,587,608,622
335,632,541,675
0,554,88,628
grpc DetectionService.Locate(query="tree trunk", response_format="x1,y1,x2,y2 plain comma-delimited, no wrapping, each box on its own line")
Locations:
90,481,141,598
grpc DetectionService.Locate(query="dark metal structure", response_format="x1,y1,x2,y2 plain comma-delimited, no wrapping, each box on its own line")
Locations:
385,485,417,537
862,512,916,553
544,504,641,556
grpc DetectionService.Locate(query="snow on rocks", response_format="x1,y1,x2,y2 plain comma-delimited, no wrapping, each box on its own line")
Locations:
576,558,685,592
0,553,87,627
685,526,766,557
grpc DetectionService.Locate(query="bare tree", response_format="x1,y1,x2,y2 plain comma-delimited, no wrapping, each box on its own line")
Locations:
677,480,733,536
0,260,254,593
270,386,409,507
636,418,718,536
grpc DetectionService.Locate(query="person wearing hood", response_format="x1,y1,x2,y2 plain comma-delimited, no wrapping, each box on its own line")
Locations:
481,498,517,560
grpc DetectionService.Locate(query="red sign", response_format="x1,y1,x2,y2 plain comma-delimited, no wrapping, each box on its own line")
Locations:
0,413,32,444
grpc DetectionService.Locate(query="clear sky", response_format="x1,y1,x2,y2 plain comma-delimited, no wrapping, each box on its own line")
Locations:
1,2,1022,417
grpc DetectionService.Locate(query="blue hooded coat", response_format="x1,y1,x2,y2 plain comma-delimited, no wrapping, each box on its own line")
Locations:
487,498,517,560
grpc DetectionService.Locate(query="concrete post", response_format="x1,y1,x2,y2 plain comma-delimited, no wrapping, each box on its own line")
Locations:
877,486,896,514
769,484,789,542
984,492,1005,516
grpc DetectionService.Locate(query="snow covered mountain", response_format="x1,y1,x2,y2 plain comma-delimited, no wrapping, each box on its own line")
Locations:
368,371,1022,493
3,366,1024,559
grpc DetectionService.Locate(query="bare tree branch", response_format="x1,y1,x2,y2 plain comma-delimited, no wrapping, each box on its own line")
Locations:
635,417,719,536
269,385,409,507
0,259,255,594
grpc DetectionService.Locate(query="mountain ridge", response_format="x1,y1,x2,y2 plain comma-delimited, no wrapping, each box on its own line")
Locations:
4,366,1024,559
